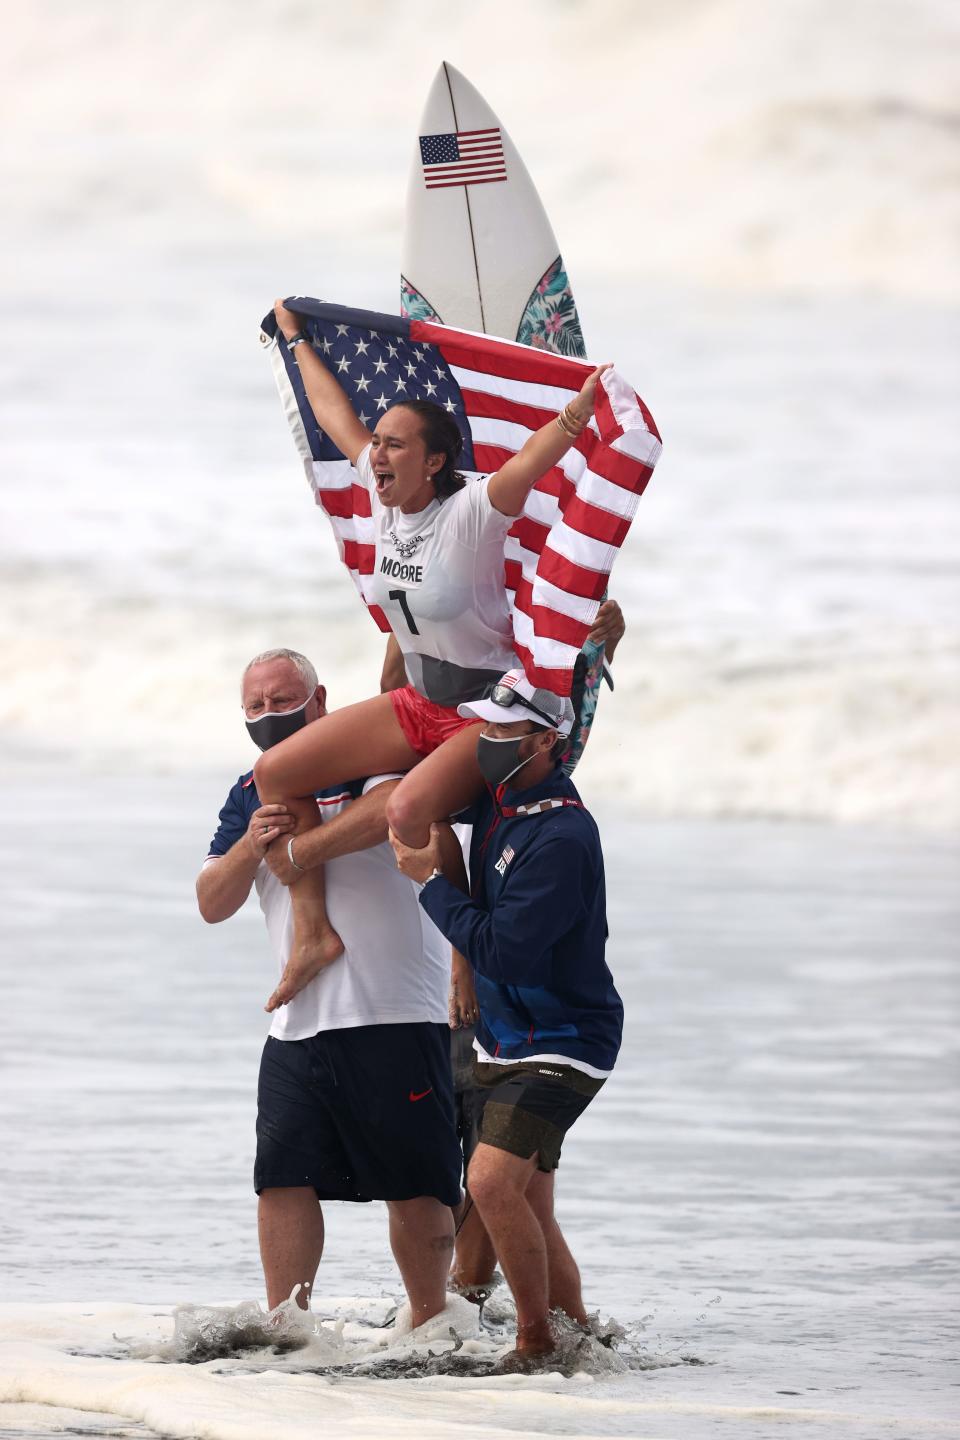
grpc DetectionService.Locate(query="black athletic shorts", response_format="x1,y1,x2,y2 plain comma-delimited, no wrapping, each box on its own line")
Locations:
474,1059,606,1173
255,1022,462,1207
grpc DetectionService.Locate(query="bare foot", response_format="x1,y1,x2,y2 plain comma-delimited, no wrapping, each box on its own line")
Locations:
265,928,344,1011
493,1346,560,1375
448,1270,502,1305
515,1317,555,1355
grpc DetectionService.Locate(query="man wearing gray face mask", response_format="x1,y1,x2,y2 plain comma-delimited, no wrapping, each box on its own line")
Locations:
390,667,623,1373
196,647,466,1334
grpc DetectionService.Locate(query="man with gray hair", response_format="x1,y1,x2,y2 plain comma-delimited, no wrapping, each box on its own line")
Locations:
196,648,464,1329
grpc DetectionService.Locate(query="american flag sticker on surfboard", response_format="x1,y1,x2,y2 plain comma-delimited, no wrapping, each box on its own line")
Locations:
419,128,507,189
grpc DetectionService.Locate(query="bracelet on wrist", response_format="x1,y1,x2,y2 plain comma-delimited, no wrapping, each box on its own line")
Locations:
286,332,308,352
287,837,306,873
556,403,586,439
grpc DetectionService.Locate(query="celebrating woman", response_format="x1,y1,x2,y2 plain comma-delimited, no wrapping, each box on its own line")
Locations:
256,300,608,1003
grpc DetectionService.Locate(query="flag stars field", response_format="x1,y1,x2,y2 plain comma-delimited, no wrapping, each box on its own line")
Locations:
267,298,660,690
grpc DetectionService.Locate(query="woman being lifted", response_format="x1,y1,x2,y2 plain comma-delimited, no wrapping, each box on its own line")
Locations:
257,300,608,1005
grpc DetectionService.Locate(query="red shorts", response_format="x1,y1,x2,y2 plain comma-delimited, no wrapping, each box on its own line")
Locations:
389,685,481,759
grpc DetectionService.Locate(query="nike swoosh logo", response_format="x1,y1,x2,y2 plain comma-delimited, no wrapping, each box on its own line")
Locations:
408,1087,433,1102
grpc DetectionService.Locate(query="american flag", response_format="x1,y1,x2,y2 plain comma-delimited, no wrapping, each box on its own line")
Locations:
419,128,507,189
262,299,662,696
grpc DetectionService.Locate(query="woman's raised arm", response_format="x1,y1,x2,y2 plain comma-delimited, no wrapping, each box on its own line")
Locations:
274,299,372,465
486,364,611,518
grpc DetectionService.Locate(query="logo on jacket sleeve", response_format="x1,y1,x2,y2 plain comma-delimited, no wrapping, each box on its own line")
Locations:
494,844,515,877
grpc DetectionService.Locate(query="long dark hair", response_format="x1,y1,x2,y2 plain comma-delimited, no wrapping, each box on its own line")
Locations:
395,400,466,498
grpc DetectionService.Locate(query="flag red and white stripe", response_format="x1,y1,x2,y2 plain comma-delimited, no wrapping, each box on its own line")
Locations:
265,306,661,696
409,322,661,691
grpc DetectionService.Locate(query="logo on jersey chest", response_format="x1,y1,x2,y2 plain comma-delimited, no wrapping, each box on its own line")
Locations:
387,528,426,560
494,844,515,877
380,555,423,584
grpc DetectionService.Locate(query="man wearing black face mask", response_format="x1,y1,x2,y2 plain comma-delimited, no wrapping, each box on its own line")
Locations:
196,648,465,1334
390,667,623,1373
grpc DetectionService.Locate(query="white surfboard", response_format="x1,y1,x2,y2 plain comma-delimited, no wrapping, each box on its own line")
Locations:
401,61,585,356
402,63,611,773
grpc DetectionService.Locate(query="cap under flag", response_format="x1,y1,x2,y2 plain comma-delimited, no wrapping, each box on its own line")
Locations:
457,668,575,736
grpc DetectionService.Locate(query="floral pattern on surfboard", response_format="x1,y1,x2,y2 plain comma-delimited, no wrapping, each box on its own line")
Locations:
560,641,607,776
399,256,607,776
400,277,443,323
516,256,585,357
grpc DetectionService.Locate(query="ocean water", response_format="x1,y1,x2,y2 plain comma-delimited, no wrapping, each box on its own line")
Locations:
0,779,958,1437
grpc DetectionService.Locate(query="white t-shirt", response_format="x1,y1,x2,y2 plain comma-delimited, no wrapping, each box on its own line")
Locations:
356,443,518,706
205,774,449,1042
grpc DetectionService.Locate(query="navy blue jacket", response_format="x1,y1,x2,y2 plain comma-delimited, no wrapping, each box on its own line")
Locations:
420,766,623,1073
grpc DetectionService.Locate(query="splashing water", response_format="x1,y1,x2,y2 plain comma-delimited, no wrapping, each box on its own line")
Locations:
124,1289,672,1381
165,1296,334,1363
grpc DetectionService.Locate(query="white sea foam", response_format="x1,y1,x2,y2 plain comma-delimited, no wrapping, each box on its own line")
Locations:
1,1301,955,1440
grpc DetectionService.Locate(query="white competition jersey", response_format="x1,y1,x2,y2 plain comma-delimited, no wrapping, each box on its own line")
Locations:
357,443,518,706
204,775,449,1041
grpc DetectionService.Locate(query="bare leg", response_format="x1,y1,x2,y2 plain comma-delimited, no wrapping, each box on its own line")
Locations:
448,1022,496,1296
387,1197,455,1327
385,721,484,850
451,1198,498,1295
255,694,421,796
527,1169,587,1323
385,722,484,902
255,696,421,1001
265,797,342,1011
258,1187,324,1311
467,1143,554,1353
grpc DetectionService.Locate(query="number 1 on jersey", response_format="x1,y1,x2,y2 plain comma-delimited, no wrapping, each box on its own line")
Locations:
388,590,420,635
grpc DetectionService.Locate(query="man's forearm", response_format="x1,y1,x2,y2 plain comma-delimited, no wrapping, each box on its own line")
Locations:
292,781,399,870
196,845,259,923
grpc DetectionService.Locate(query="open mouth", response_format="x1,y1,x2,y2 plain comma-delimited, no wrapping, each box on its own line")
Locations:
375,471,395,494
